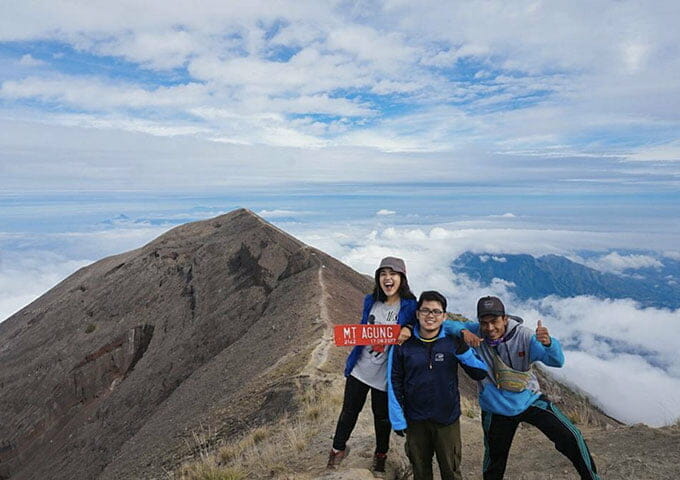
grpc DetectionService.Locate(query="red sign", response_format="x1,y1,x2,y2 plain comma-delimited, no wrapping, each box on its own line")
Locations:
334,324,401,346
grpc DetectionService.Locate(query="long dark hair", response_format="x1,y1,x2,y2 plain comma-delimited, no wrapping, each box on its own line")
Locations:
372,270,416,302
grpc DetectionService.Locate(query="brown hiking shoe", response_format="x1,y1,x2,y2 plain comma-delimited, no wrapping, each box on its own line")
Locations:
372,452,387,477
326,446,350,469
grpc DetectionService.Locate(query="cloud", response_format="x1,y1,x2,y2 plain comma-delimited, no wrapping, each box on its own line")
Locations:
664,251,680,261
0,251,90,322
257,209,310,218
582,251,663,274
0,0,678,169
1,75,209,110
18,54,45,67
291,222,680,426
626,141,680,162
376,209,396,216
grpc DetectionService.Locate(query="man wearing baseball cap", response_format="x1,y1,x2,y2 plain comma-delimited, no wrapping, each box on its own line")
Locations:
445,296,600,480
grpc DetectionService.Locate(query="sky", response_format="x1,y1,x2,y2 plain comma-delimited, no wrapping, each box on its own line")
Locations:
1,1,680,426
1,0,679,191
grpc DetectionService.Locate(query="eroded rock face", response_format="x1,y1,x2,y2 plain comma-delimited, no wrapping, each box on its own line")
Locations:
0,209,368,480
71,324,154,404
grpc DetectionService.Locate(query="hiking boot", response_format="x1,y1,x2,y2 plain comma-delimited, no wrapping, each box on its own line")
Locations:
326,446,350,469
372,452,387,477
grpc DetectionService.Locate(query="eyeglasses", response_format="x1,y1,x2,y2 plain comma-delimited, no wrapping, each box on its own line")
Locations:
417,308,444,317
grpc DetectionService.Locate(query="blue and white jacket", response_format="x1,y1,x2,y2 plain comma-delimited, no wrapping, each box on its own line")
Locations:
343,294,418,377
387,326,488,430
444,318,565,416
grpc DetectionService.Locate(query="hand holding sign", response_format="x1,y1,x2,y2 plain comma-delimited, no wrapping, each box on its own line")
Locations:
536,319,551,346
397,326,412,345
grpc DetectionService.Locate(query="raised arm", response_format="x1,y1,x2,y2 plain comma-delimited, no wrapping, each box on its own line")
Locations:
529,320,564,367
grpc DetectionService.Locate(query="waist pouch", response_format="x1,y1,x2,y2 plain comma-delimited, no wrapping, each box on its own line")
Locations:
491,350,532,392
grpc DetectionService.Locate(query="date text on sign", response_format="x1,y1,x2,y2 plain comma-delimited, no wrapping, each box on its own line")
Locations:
333,324,402,346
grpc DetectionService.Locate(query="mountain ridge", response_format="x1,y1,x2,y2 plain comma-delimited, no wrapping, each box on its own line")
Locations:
0,208,369,479
453,251,680,309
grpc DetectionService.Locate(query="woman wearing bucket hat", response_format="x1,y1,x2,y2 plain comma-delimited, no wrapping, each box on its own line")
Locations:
327,256,417,476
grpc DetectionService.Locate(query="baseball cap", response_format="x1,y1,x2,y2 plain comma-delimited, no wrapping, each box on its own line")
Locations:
376,256,406,275
477,296,505,318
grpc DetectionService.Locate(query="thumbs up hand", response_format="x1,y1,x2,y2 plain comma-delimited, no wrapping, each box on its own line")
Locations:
535,319,551,346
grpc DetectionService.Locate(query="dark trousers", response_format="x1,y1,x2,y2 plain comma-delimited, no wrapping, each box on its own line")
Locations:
405,418,462,480
332,375,391,454
481,397,600,480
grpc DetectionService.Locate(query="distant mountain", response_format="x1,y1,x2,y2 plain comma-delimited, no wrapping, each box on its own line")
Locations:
453,252,680,309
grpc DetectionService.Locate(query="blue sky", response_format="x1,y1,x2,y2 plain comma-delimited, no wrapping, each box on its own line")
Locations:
1,0,679,192
1,1,680,426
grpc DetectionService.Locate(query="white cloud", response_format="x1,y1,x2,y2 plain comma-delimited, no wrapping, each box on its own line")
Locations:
664,251,680,261
257,209,310,218
18,54,45,67
1,76,209,110
0,251,90,322
626,142,680,162
583,251,663,274
376,209,396,216
0,0,678,164
291,222,680,426
550,352,680,426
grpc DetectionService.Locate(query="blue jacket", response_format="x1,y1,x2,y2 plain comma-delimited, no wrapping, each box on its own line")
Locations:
443,319,565,416
386,326,488,430
344,294,417,377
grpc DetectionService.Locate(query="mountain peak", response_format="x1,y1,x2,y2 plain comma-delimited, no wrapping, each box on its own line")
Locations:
0,208,367,480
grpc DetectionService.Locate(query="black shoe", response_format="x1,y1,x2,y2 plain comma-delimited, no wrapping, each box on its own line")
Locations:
372,452,386,477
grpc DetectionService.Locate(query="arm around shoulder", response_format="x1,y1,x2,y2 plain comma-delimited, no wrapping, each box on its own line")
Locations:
443,319,480,336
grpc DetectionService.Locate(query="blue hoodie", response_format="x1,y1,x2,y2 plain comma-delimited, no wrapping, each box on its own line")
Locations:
387,325,488,430
443,318,564,416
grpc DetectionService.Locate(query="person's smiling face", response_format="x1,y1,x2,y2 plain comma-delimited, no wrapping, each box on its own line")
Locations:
378,268,401,299
479,315,508,340
417,300,445,335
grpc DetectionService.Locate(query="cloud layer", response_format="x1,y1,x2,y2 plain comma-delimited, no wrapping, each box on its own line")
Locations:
293,222,680,426
1,1,680,191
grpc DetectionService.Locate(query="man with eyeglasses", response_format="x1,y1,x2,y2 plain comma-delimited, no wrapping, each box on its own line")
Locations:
387,291,488,480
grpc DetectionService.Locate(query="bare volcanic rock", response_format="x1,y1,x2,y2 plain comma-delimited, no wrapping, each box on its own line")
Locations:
0,209,369,480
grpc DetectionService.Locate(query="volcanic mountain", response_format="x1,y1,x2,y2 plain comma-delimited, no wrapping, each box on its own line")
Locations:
1,209,676,480
0,208,367,479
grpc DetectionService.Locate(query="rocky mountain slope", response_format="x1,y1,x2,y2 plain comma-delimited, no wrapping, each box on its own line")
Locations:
0,209,366,479
1,209,677,479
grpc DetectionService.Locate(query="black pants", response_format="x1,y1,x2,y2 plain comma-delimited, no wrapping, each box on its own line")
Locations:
332,375,391,454
481,397,599,480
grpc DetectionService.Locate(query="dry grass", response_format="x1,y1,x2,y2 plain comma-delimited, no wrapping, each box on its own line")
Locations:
461,395,481,419
563,393,597,426
178,461,246,480
174,379,344,479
